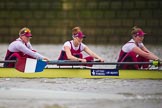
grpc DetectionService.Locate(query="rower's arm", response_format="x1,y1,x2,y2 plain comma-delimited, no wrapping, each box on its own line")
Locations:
132,47,159,60
84,46,104,62
64,46,86,62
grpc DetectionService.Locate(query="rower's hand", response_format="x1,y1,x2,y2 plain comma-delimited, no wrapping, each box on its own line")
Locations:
153,59,162,67
98,57,104,62
78,58,87,62
42,58,49,62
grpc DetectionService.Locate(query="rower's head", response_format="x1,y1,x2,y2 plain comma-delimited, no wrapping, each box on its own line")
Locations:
131,26,146,37
72,27,86,39
19,27,32,43
19,27,32,37
131,26,146,43
72,27,86,45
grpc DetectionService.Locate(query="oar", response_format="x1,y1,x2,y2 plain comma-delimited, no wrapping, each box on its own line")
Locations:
48,60,160,66
2,59,159,65
1,58,161,73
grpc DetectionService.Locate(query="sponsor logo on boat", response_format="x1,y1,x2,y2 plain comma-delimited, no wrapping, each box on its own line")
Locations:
91,69,119,76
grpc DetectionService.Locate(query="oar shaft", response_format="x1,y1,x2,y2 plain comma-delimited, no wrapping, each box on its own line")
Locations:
48,61,153,65
0,59,159,66
0,60,16,63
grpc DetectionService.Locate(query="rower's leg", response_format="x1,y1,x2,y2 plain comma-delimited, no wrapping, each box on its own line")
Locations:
4,53,21,68
119,52,139,70
137,56,149,69
84,56,94,67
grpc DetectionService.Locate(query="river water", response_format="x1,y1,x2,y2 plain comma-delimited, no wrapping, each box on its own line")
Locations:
0,44,162,108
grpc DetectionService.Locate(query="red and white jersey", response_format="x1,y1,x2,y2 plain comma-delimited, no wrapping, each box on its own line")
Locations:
122,39,144,53
62,40,86,51
7,38,45,59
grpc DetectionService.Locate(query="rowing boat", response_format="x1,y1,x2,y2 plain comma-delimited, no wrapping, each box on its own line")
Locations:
0,67,162,79
1,58,162,79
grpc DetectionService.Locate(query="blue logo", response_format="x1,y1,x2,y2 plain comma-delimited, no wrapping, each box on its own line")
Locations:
91,69,119,76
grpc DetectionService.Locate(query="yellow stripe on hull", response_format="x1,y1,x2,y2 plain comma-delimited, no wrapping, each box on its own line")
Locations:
0,68,162,79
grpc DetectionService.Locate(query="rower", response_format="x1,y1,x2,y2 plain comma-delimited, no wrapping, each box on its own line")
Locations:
58,26,104,66
116,26,161,70
3,27,49,67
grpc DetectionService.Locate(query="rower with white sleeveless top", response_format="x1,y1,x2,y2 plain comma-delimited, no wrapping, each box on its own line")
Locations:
4,27,49,67
116,26,160,69
58,26,104,66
